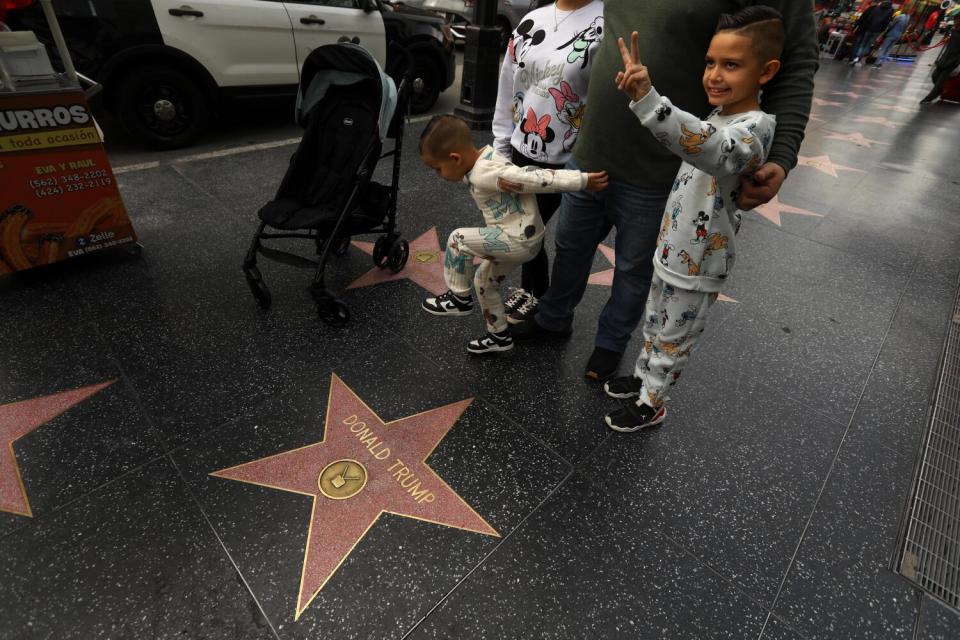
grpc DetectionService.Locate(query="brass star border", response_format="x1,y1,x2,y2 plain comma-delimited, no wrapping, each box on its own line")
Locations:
211,374,499,620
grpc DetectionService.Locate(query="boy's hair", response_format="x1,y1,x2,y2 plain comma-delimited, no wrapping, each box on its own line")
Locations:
419,114,473,158
716,6,785,63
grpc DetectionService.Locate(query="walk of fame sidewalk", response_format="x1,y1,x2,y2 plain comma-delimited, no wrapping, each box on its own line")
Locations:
1,54,959,639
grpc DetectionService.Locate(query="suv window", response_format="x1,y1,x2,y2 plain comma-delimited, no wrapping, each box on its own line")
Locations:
291,0,361,8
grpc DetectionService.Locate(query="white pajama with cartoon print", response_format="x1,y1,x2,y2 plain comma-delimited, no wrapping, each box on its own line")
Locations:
444,146,587,333
628,88,777,408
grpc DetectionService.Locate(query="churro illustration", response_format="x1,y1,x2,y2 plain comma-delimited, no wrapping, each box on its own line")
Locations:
0,204,34,271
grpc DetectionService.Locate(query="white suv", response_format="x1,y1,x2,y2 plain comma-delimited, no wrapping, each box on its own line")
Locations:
3,0,455,148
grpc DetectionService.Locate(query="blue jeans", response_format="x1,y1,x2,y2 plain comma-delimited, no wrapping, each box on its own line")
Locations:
876,33,900,62
853,30,881,59
534,160,669,353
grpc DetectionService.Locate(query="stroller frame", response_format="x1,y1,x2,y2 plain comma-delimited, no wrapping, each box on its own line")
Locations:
242,42,413,326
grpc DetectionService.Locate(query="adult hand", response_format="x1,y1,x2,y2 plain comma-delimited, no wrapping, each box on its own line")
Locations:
615,31,651,102
737,163,786,209
497,177,523,193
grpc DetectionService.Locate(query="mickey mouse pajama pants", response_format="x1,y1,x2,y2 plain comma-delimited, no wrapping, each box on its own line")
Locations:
443,227,541,333
634,274,718,408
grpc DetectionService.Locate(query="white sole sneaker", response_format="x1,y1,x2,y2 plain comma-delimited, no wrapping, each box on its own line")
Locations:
467,336,514,355
422,302,473,317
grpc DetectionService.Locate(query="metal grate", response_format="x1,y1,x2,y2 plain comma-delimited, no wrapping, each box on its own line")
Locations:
897,281,960,610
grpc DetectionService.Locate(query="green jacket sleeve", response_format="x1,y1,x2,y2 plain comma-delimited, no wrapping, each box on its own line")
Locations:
750,0,819,174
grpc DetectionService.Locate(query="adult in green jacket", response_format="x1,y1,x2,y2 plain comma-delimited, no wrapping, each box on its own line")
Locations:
513,0,818,381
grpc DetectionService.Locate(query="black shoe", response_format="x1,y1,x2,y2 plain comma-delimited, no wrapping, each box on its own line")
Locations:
510,316,572,341
503,288,531,315
467,330,513,355
584,347,622,381
422,290,473,316
605,401,667,433
507,294,538,325
604,375,642,399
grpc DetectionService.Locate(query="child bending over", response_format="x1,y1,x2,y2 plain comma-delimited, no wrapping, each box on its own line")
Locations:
419,114,607,354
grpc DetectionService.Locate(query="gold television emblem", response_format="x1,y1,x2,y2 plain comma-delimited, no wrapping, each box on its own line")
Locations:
318,459,368,500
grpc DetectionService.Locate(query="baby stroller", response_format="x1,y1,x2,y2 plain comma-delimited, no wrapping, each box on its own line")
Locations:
243,41,412,326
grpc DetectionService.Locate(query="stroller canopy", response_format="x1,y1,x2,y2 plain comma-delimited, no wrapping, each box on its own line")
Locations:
296,42,398,143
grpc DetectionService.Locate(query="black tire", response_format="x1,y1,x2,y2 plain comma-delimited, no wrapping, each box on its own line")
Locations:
409,55,441,115
373,235,392,268
387,237,409,274
246,277,272,310
318,298,350,327
117,65,211,150
333,236,351,257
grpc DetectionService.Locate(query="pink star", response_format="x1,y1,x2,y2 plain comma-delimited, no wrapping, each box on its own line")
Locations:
348,227,448,295
753,196,823,226
823,130,889,148
813,98,845,107
588,243,616,286
1,381,115,517
212,375,497,620
796,154,865,178
832,91,863,99
873,104,918,114
589,243,735,302
852,115,901,129
717,294,738,304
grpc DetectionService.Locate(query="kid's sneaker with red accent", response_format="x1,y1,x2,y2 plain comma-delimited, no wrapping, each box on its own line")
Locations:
604,401,666,433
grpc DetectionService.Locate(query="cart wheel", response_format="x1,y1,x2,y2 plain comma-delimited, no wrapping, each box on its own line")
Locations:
246,277,272,309
122,243,143,259
333,236,351,257
387,237,409,274
373,235,393,268
318,298,350,327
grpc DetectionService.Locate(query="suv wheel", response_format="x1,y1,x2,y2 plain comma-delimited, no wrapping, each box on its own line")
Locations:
117,66,211,150
409,54,441,115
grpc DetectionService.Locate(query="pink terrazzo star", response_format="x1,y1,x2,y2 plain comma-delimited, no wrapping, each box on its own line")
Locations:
348,227,448,295
211,374,498,620
753,196,824,227
1,381,115,517
831,91,863,99
813,98,845,107
588,243,736,302
852,115,901,129
796,154,865,178
823,130,890,148
873,104,919,114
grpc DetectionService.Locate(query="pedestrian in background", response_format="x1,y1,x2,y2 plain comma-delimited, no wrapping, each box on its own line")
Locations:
874,10,910,67
849,0,894,66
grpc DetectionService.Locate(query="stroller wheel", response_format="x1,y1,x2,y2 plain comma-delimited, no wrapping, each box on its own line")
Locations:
387,237,409,274
318,297,350,327
333,236,351,257
246,277,272,310
373,235,393,268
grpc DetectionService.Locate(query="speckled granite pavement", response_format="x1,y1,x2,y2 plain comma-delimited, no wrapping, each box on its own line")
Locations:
2,55,960,639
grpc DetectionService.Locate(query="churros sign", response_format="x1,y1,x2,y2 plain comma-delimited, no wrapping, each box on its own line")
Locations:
0,90,137,274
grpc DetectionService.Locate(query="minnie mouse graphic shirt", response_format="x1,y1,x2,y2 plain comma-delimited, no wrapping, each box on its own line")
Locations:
492,0,605,167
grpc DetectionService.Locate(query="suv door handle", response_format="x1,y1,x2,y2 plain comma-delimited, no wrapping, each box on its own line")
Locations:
169,8,204,17
300,16,326,25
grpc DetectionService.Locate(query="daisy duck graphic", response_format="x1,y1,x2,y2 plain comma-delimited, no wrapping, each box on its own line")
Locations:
548,81,585,152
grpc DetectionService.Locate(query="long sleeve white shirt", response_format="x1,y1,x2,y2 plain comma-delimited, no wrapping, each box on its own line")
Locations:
492,0,605,166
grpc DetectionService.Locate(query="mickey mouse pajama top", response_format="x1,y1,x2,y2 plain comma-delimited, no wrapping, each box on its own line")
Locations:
627,88,777,408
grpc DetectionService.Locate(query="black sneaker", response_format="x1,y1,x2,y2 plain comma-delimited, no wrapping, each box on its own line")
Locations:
604,375,642,399
467,330,513,355
584,347,622,381
422,290,473,316
510,316,572,341
503,288,530,315
507,294,538,325
605,401,667,433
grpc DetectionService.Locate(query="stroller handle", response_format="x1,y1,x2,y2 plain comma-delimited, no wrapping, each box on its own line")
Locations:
388,42,415,83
